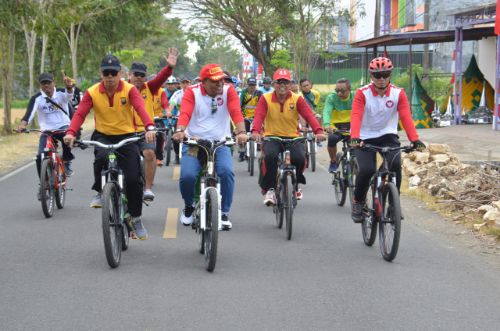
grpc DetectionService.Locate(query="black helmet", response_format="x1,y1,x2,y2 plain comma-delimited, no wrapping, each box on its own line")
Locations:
263,76,272,84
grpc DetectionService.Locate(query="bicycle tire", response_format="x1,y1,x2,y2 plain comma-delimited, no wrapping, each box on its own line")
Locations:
285,175,294,240
348,157,358,205
362,184,377,246
379,182,401,262
333,152,347,206
309,140,316,172
274,183,284,229
204,187,219,272
165,129,173,166
102,183,122,268
249,140,255,176
40,159,55,218
55,161,66,209
122,212,131,251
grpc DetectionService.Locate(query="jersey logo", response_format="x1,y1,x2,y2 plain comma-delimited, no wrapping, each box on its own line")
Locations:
121,97,127,105
289,104,295,111
386,100,394,108
216,96,224,106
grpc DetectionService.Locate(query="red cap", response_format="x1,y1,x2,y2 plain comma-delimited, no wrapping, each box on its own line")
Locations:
199,64,225,81
273,68,291,81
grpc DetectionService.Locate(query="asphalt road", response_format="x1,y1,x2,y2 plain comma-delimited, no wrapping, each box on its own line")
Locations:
1,146,500,330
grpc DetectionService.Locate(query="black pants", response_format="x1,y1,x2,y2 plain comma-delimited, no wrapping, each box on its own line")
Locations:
327,122,350,148
260,139,306,191
91,131,143,217
155,120,166,160
353,134,401,202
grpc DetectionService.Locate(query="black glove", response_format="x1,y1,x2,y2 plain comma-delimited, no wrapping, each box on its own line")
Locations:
349,138,361,148
411,139,426,151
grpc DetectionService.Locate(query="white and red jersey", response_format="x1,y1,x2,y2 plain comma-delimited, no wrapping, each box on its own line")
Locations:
178,83,243,141
350,83,418,142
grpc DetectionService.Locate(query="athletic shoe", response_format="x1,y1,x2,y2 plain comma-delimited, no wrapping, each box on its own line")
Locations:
64,161,73,176
351,200,365,223
174,155,180,164
180,205,195,226
221,214,232,230
143,189,155,201
90,193,103,208
238,151,245,162
156,159,163,167
130,217,148,240
263,189,276,206
295,188,303,200
328,161,338,173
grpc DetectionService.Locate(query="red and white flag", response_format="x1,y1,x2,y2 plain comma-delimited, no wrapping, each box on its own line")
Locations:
450,50,456,84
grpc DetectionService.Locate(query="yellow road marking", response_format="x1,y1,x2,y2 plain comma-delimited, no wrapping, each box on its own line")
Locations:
172,166,180,181
163,208,178,239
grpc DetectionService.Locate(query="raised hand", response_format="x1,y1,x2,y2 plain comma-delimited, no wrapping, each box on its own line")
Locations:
165,47,179,68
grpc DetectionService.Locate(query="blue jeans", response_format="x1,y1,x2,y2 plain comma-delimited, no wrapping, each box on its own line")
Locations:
179,144,234,213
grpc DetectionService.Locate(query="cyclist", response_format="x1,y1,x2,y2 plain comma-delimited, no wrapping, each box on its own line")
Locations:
151,82,169,167
251,68,326,205
128,55,178,201
259,76,274,93
237,77,262,161
63,54,170,240
322,78,353,173
18,72,76,185
164,76,178,100
166,76,191,164
173,63,248,230
350,57,425,223
290,79,300,94
299,78,322,146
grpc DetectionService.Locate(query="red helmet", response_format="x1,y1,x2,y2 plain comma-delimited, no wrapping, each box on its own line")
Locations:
368,57,394,72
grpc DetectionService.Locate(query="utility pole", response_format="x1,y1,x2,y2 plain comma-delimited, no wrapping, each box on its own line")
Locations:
422,0,431,77
374,0,381,37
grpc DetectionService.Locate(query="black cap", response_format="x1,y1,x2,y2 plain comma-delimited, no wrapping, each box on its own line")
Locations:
100,54,121,71
38,72,54,83
263,76,272,84
131,62,147,74
247,77,257,85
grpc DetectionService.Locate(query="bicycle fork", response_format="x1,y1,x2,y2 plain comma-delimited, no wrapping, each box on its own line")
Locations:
199,178,222,231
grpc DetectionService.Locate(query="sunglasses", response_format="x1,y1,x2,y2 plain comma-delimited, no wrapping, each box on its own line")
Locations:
371,72,391,79
335,89,348,93
133,72,146,78
102,70,119,77
211,98,217,114
276,80,291,85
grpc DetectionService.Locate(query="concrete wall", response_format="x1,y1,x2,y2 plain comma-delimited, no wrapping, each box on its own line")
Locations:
478,37,496,86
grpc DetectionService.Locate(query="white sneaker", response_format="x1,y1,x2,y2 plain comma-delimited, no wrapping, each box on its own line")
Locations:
180,206,194,226
221,214,232,230
263,189,276,206
143,189,155,201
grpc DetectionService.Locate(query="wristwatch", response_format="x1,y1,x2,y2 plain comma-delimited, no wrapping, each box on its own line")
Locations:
146,125,155,131
175,128,184,133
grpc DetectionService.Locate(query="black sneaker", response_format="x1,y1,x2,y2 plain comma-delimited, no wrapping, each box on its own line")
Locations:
238,152,245,162
180,205,195,226
351,200,365,223
174,155,180,164
221,214,232,230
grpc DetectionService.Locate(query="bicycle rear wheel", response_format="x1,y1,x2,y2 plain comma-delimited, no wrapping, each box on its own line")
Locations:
348,157,358,205
165,129,173,166
285,175,294,240
40,159,55,218
362,184,377,246
379,182,401,262
309,140,316,172
204,187,219,272
333,152,347,206
102,183,122,268
55,161,66,209
249,140,255,176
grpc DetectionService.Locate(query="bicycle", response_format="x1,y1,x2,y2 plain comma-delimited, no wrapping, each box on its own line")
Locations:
332,129,358,207
185,137,235,272
17,129,68,218
155,116,178,166
304,127,316,172
264,136,307,240
244,119,258,176
78,135,143,268
358,144,412,262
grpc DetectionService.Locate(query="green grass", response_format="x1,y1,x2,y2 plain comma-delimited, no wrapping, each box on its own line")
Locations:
0,100,29,108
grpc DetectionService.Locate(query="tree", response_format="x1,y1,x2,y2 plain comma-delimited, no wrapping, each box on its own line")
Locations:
193,34,241,75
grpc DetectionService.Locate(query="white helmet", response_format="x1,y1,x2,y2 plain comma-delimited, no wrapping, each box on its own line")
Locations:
166,76,178,84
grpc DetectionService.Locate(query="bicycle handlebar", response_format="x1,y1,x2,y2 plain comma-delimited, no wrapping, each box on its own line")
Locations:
361,144,413,154
263,136,307,143
185,137,235,148
14,128,67,135
79,135,142,150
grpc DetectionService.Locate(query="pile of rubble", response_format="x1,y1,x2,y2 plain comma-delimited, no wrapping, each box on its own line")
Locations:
402,144,500,230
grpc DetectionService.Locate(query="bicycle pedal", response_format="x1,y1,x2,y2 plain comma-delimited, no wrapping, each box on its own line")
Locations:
142,200,150,206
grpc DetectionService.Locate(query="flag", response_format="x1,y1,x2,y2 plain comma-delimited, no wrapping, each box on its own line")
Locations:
495,0,500,35
450,50,456,84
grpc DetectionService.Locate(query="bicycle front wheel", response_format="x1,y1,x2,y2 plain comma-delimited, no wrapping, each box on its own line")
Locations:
348,157,358,206
249,140,255,176
309,140,316,172
204,187,219,272
378,182,401,261
333,152,347,206
165,129,173,166
102,183,122,268
285,175,294,240
40,159,55,218
55,160,66,209
362,184,377,246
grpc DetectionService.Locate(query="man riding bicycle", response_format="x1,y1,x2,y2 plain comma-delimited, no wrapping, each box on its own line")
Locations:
237,77,263,161
173,64,248,230
128,48,179,201
322,78,353,173
251,68,326,205
350,57,425,223
18,72,76,187
63,54,160,240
